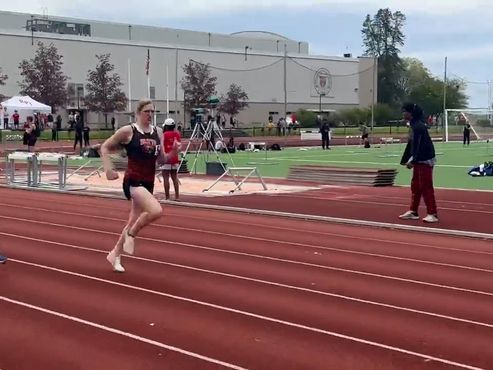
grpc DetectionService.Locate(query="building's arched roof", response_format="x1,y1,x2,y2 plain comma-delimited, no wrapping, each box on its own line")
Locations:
229,31,291,41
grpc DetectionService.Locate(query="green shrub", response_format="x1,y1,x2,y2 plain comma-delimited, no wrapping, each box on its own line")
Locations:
296,109,317,127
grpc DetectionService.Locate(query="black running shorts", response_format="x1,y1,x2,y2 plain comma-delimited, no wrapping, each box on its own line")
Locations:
122,177,154,200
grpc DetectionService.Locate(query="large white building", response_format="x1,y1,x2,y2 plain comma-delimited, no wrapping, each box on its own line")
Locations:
0,10,377,127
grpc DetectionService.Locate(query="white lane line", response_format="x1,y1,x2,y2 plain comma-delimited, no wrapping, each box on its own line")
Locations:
0,296,248,370
4,186,491,213
1,205,493,267
4,260,483,370
273,193,492,208
4,232,493,329
170,201,493,241
266,195,493,215
2,201,492,258
3,184,491,208
1,217,492,297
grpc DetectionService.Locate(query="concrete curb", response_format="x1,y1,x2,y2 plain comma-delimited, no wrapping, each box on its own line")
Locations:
164,200,493,241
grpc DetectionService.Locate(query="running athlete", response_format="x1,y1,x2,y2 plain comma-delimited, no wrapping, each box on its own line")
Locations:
101,99,177,272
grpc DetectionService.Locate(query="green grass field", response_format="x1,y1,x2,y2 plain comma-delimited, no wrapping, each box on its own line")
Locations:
10,138,488,191
184,141,493,191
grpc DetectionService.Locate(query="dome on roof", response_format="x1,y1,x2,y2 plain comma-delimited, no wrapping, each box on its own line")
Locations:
230,31,291,41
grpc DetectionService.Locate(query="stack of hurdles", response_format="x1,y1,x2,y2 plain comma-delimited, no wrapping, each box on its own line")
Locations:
288,165,397,186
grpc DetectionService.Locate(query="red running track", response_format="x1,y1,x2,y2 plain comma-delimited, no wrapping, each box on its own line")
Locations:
0,188,492,369
184,184,493,235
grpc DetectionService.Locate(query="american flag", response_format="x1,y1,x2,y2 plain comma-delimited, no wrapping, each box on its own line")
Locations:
145,49,150,76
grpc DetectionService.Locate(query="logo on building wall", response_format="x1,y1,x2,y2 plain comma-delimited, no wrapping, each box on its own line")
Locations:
313,68,332,95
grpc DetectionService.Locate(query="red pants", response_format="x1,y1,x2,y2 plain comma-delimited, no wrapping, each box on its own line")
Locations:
410,164,437,215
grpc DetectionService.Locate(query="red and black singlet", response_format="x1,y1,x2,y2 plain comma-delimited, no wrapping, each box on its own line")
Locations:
124,124,161,182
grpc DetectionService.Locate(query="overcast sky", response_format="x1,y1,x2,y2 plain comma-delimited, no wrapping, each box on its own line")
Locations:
2,0,492,107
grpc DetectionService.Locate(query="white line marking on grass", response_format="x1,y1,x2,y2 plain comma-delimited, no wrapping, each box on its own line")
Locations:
0,296,248,370
2,262,484,370
265,156,473,168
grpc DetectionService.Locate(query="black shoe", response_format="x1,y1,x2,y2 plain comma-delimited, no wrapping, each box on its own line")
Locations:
0,255,7,264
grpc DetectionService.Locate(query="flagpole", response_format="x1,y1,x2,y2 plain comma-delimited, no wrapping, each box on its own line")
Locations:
146,48,151,99
127,58,132,112
166,64,169,118
147,74,151,99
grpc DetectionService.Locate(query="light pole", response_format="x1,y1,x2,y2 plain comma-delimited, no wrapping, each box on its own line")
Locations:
319,93,325,114
30,15,34,45
244,46,249,61
442,56,448,112
487,79,492,109
371,56,376,131
76,86,80,110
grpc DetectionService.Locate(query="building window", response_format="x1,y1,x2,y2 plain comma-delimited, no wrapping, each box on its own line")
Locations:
26,18,91,36
68,83,85,109
268,111,279,115
150,86,156,99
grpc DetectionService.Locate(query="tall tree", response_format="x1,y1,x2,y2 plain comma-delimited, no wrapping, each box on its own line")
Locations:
18,42,68,110
218,84,249,118
0,67,7,100
180,61,217,112
362,8,406,106
84,53,127,126
400,58,467,116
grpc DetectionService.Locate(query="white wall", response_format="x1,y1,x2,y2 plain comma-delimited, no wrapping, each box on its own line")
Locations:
0,10,309,54
0,30,373,125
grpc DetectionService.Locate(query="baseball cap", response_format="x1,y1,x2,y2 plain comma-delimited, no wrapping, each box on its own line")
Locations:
164,118,175,126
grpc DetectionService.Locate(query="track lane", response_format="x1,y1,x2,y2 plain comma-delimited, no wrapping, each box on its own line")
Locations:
1,191,492,257
2,213,493,324
4,189,489,368
1,232,492,369
1,211,492,296
0,299,229,370
1,261,465,370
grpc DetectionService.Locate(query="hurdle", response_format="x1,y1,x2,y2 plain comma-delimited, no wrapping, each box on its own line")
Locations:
344,135,360,146
378,137,401,158
5,151,86,190
203,166,267,194
36,152,68,189
5,151,37,187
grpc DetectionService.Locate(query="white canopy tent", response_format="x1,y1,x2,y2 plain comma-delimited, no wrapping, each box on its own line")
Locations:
0,96,52,129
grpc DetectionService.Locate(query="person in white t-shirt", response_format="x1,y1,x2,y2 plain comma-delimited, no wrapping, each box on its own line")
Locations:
215,139,224,152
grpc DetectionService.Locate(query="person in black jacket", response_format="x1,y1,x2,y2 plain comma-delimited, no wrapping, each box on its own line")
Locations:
320,118,331,150
83,125,91,147
73,114,84,152
399,103,438,223
461,113,471,146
